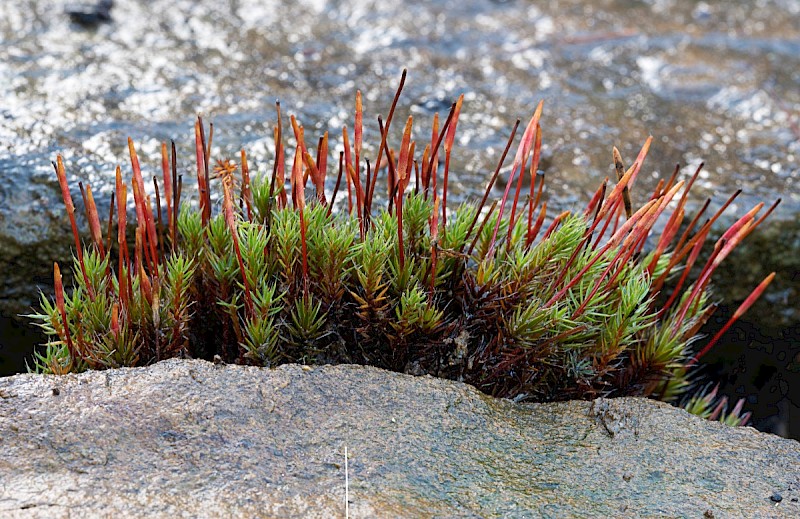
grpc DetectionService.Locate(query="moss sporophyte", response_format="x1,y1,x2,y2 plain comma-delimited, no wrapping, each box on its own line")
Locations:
29,70,777,426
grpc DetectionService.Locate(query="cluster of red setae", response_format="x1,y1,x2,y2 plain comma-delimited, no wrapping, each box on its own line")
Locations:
42,70,777,413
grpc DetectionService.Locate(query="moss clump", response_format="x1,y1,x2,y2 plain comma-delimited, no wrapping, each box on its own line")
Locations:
29,72,776,421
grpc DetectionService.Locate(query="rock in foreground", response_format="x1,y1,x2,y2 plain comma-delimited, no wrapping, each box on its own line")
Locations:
0,360,798,518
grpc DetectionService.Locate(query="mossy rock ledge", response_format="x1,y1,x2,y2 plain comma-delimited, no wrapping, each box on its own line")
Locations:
1,359,798,518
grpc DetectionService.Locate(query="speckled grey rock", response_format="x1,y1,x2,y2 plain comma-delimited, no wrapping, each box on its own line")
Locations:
0,359,798,518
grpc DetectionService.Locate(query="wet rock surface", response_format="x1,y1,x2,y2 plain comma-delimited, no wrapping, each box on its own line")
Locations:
1,359,799,518
2,0,798,213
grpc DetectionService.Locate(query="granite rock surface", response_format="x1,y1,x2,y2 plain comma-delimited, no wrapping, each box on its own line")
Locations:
0,359,798,518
